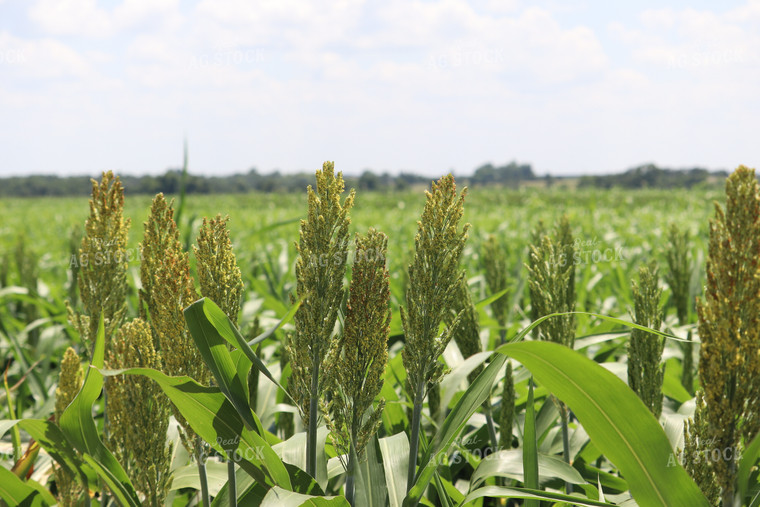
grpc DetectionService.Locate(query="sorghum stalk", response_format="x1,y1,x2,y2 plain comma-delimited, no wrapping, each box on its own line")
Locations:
193,213,244,507
483,238,515,451
64,172,130,507
323,228,390,505
54,348,84,506
287,162,354,478
664,223,694,392
692,166,760,505
401,174,469,493
626,261,664,419
107,318,173,506
482,235,509,344
526,216,576,493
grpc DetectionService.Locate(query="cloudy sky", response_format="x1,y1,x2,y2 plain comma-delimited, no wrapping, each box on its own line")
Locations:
0,0,758,178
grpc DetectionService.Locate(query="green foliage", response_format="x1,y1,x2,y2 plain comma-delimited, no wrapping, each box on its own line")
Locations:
4,169,758,507
627,261,664,419
495,340,710,506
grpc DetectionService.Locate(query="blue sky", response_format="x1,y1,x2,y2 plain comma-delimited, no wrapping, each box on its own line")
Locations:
0,0,758,177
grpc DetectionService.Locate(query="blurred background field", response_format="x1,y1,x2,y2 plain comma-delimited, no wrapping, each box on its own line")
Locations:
0,184,715,339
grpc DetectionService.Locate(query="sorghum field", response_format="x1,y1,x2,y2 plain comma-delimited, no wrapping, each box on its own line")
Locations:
0,164,758,507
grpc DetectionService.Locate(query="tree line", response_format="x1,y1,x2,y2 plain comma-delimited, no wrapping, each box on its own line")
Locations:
0,162,728,197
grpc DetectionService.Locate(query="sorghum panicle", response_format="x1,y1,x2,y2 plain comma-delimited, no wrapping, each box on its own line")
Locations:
193,214,244,325
482,235,509,335
287,161,355,425
626,261,664,419
693,165,760,503
498,361,515,450
664,223,695,392
401,174,470,400
448,277,483,384
140,193,205,444
54,347,84,506
107,318,173,506
324,228,390,464
527,216,576,347
69,171,130,350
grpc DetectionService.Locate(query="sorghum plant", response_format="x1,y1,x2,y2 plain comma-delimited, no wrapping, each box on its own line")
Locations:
107,318,172,506
68,171,130,352
526,215,576,491
691,166,760,505
498,361,515,450
626,261,664,419
664,223,694,392
287,162,355,478
401,174,469,491
324,228,390,504
482,234,509,343
527,217,576,348
193,214,244,325
139,193,208,503
13,236,39,346
53,347,84,506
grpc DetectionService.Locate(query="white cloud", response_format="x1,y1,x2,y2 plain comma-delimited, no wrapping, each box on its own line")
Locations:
3,0,759,176
28,0,113,37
